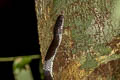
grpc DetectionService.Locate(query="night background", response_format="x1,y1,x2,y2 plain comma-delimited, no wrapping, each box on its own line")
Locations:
0,0,41,80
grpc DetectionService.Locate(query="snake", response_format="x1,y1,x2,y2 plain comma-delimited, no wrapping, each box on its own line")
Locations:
43,15,64,80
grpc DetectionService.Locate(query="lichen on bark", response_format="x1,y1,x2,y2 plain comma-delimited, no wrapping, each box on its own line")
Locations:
35,0,120,80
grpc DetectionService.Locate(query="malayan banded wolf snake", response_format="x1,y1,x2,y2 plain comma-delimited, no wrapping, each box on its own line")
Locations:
43,15,64,80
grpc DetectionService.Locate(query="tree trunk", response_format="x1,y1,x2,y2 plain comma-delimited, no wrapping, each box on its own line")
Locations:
35,0,120,80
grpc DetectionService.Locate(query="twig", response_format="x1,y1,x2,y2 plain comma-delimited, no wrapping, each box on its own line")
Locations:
0,55,40,62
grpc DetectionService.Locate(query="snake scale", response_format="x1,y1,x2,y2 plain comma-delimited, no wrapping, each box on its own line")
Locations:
43,15,64,80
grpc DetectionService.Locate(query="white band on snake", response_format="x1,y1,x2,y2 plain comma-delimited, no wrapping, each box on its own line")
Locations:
43,15,64,80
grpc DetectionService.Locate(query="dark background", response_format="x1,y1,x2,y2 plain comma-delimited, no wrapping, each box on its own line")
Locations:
0,0,40,57
0,0,41,80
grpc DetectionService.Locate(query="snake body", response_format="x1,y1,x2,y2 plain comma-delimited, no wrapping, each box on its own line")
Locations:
43,15,64,80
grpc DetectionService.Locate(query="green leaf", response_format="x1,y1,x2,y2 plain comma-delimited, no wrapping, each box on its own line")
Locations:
13,56,32,70
14,65,33,80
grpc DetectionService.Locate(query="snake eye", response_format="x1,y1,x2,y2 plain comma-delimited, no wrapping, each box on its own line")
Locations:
57,15,64,21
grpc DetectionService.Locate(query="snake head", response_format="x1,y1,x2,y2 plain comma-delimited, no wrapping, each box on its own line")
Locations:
54,15,64,35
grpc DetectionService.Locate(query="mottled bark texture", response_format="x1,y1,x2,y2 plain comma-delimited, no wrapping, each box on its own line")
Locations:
35,0,120,80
